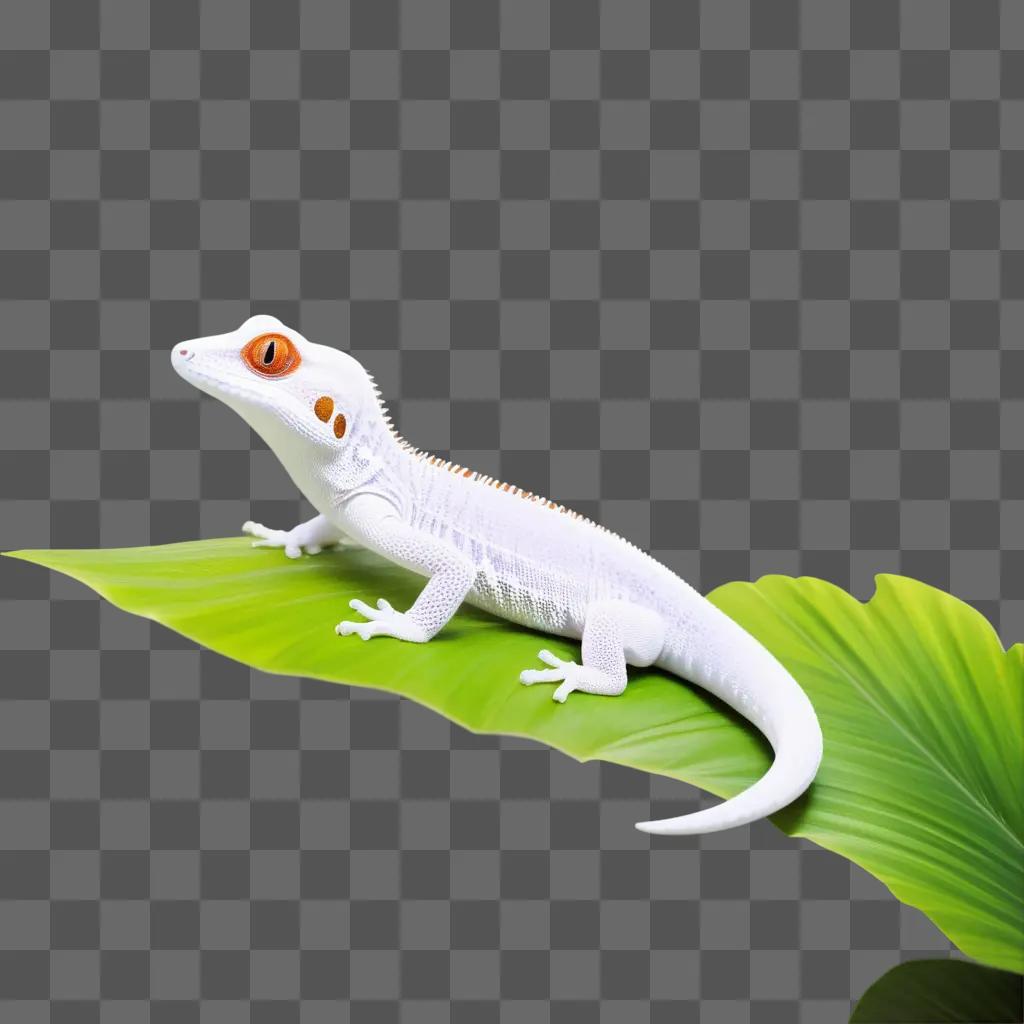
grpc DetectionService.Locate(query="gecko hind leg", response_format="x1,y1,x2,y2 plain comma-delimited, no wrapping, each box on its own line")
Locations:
519,599,666,703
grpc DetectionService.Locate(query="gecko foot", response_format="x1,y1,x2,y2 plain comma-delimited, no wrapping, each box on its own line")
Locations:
519,649,582,703
243,520,327,559
335,597,429,643
519,648,627,701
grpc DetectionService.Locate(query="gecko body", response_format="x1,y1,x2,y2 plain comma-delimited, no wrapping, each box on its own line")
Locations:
172,315,823,834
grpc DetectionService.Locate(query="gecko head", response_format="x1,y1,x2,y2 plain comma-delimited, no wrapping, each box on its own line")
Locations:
171,315,379,448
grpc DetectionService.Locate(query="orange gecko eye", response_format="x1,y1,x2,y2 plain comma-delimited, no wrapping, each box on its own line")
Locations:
241,333,301,378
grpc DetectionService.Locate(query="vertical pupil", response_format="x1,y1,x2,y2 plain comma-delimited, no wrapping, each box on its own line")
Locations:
262,340,276,365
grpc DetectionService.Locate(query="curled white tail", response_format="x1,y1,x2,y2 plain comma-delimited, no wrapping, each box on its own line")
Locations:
635,598,823,836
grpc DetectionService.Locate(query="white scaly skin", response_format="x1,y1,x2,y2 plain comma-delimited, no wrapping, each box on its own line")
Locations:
172,315,824,835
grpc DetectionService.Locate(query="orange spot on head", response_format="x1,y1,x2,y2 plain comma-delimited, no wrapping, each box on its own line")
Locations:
333,413,347,439
463,467,473,477
314,396,334,422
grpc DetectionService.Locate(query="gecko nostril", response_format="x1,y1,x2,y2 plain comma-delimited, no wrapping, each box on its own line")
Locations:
179,348,189,356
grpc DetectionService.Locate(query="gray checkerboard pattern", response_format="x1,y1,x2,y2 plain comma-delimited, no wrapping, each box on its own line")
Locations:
0,0,1017,1020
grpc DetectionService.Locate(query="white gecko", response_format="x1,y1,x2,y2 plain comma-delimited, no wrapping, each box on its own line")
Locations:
172,315,823,835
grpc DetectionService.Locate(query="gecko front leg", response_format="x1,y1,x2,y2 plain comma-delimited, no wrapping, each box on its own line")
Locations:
333,493,476,643
242,513,349,558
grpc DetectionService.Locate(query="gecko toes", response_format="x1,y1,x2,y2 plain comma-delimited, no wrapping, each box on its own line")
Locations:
519,650,586,701
336,604,429,644
520,667,564,685
552,680,578,703
242,520,272,540
348,598,377,619
536,649,568,669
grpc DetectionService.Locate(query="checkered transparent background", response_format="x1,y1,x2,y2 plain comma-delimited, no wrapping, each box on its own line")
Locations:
1,0,1020,1020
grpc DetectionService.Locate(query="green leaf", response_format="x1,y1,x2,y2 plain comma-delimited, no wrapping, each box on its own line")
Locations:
850,959,1024,1023
711,573,1024,974
6,540,1023,972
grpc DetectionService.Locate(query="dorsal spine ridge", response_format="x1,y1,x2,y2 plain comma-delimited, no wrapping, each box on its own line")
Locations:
368,379,642,550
